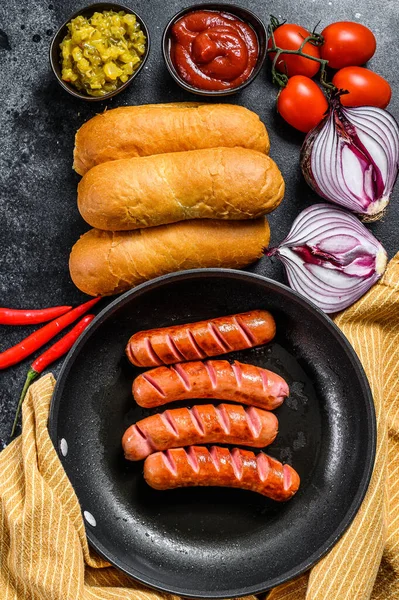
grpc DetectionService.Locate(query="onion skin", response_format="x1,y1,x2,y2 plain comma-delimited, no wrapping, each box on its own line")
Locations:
300,97,399,219
266,203,388,314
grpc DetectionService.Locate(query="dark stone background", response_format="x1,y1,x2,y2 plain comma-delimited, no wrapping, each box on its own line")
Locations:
0,0,398,446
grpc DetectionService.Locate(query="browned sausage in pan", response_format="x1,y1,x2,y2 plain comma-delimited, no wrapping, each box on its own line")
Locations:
133,360,289,410
144,446,300,501
122,403,279,461
126,310,276,367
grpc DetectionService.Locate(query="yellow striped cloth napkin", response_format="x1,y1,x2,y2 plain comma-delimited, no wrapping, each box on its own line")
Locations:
0,253,398,600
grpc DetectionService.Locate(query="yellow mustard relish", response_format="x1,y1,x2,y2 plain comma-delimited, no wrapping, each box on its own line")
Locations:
60,10,146,97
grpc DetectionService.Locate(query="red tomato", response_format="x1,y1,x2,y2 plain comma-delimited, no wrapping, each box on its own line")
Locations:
268,24,321,78
277,76,329,133
332,67,391,108
321,21,376,69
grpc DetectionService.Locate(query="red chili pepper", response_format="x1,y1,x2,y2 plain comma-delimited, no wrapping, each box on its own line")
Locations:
10,314,96,437
0,305,72,326
0,297,100,370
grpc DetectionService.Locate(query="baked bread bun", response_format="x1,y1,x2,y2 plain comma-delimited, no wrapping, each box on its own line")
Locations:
78,147,284,231
73,103,270,175
69,218,270,296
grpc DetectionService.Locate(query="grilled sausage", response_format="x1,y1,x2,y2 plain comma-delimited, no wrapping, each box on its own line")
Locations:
144,446,300,501
122,404,278,461
126,310,276,367
133,360,289,410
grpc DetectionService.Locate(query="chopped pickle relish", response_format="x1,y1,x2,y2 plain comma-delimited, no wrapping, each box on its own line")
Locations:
60,10,146,97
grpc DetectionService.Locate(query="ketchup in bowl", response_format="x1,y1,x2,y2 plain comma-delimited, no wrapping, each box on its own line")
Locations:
170,10,259,91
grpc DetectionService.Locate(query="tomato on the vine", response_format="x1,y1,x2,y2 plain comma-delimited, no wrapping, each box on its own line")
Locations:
320,22,376,70
277,76,329,133
332,67,391,108
268,24,321,78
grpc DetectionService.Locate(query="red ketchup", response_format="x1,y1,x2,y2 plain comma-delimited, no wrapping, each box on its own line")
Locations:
170,10,259,91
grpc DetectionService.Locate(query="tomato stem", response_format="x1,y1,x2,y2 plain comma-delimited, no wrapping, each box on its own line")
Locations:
311,21,323,40
267,21,336,93
269,15,286,32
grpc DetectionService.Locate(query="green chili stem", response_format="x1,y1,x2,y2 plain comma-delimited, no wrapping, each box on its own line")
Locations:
10,368,39,438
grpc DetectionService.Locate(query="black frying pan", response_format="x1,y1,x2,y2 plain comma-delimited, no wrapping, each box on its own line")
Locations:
49,269,376,598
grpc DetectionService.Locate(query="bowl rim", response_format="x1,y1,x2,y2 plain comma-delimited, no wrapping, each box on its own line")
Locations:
49,1,150,102
161,2,268,97
49,267,376,598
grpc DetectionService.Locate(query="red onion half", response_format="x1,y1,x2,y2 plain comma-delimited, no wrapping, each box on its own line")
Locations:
266,204,388,313
301,98,399,218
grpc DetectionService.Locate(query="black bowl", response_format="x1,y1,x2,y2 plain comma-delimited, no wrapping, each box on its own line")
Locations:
162,3,267,97
49,269,376,598
49,2,150,102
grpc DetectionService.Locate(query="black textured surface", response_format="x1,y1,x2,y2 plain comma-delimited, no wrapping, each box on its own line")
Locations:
49,269,376,597
0,0,398,445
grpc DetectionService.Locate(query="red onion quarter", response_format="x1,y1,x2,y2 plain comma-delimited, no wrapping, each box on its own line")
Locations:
300,98,399,218
266,204,388,313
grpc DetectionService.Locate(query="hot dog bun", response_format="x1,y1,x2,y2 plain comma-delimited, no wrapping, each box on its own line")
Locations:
73,103,270,175
69,218,270,296
78,147,284,231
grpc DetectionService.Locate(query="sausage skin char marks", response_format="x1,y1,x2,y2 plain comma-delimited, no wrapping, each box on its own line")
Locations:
133,359,289,410
144,446,300,501
122,403,279,461
126,310,276,367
